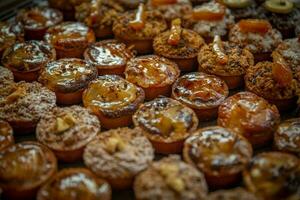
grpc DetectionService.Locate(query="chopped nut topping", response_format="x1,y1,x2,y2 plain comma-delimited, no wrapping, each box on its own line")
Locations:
55,113,77,133
158,163,185,193
5,86,26,104
105,135,126,154
166,176,185,192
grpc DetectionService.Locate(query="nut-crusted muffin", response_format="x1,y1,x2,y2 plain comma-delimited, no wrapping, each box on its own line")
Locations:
37,168,111,200
133,97,198,154
218,92,280,147
134,155,208,200
75,0,124,38
0,120,14,151
83,127,154,189
0,66,14,86
113,4,167,54
0,81,56,134
221,0,258,21
83,75,145,129
38,58,98,105
125,55,180,100
183,126,253,188
36,106,101,162
198,36,254,89
208,187,259,200
44,22,95,58
0,141,57,200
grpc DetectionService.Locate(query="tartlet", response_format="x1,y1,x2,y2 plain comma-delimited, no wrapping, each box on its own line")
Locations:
83,127,154,189
83,75,145,129
0,66,14,86
208,187,259,200
0,81,56,134
198,35,254,89
84,39,134,76
37,168,111,200
220,0,257,21
218,92,280,147
36,106,101,162
16,7,63,40
134,155,208,200
0,120,14,151
38,58,98,105
243,152,300,200
112,4,168,54
153,18,205,72
229,19,282,62
0,141,57,200
172,72,229,121
125,55,180,100
183,126,253,188
132,97,198,154
44,22,95,58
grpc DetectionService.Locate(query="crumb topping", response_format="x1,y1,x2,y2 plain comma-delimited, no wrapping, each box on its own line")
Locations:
0,66,14,86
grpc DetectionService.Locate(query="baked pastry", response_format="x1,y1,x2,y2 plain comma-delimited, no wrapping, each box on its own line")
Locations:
183,126,253,188
48,0,87,20
172,72,229,121
16,7,63,40
112,3,167,54
153,18,205,72
83,75,145,129
274,118,300,157
198,35,254,89
117,0,146,9
84,39,134,76
229,19,282,62
2,40,56,82
208,187,259,200
243,152,300,200
0,81,56,134
38,58,97,105
0,21,24,58
0,66,14,87
75,0,124,38
37,168,111,200
83,127,154,189
125,55,179,100
0,120,14,151
0,141,57,200
36,106,101,162
44,22,95,58
220,0,257,21
134,155,208,200
218,91,280,147
133,97,198,154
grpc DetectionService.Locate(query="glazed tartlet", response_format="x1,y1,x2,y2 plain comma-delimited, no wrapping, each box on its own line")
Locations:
84,40,134,76
38,58,97,105
36,106,101,162
48,0,87,20
134,155,208,200
0,81,56,134
0,21,24,58
183,126,253,188
0,120,14,151
37,168,111,200
218,92,280,147
0,141,57,200
229,19,282,62
172,72,229,121
274,118,300,157
208,188,259,200
220,0,257,21
2,40,56,82
132,97,198,154
83,75,145,129
44,22,95,58
0,66,14,86
112,4,168,54
153,18,205,72
125,55,180,100
198,35,254,89
16,7,63,40
75,0,124,38
243,152,300,200
83,127,154,189
245,60,298,111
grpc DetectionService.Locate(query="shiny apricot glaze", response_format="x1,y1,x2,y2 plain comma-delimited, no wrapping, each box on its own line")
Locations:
238,19,271,34
192,2,225,21
151,0,178,6
0,120,14,151
243,152,300,200
125,55,180,100
84,40,134,76
83,75,145,129
271,51,293,88
129,3,146,31
218,92,280,147
133,97,198,154
168,18,182,46
0,142,57,200
37,168,111,200
172,72,229,121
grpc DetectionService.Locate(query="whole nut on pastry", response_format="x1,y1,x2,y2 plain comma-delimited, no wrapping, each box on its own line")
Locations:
166,176,185,193
5,86,26,104
105,136,126,154
55,113,77,133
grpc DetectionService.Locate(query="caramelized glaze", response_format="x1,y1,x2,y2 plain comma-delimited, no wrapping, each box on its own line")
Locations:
193,2,225,21
0,120,14,151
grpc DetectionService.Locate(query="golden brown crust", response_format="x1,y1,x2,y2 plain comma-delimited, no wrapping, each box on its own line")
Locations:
0,120,14,151
208,188,259,200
